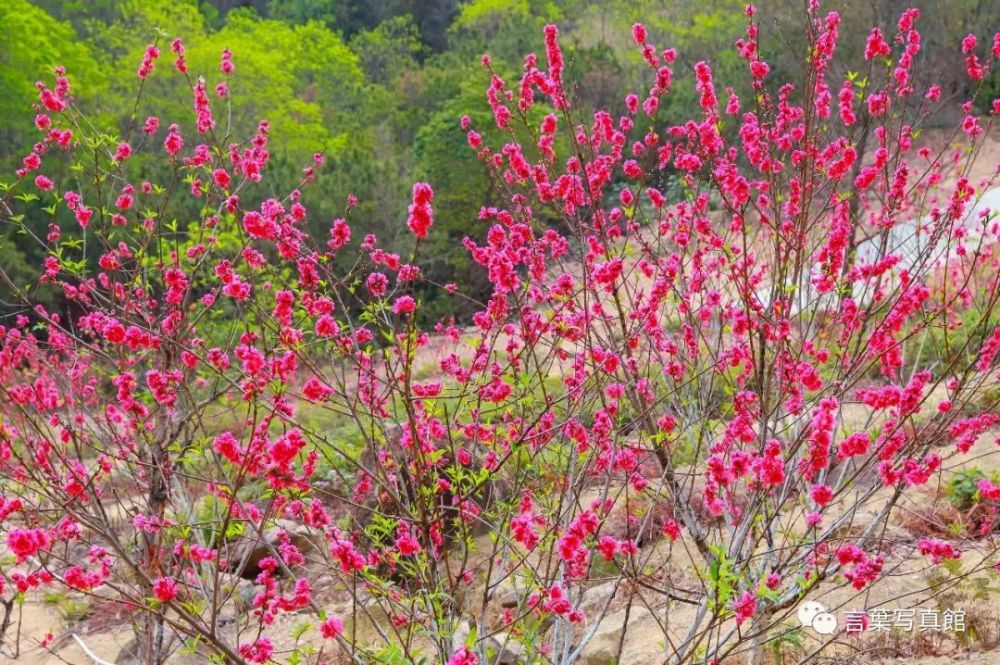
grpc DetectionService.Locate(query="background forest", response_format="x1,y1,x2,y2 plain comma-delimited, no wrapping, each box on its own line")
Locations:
2,0,997,322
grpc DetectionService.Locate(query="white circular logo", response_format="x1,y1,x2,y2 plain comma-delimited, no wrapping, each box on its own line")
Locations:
797,601,837,634
812,612,838,635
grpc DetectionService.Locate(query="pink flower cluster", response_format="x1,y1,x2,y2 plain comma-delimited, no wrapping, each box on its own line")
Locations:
917,538,962,564
837,545,885,590
407,182,434,239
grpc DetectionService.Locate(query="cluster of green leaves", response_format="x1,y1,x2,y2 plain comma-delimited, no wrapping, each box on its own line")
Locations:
946,468,1000,511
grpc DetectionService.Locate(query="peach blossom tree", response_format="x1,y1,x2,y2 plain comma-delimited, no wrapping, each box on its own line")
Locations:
1,4,1000,665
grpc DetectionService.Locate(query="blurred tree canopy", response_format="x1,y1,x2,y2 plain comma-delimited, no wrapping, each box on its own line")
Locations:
2,0,996,322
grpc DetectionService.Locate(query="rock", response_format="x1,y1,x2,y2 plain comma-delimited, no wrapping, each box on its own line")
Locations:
235,583,265,615
601,496,675,545
311,572,337,594
452,620,472,653
576,606,664,665
311,477,345,502
345,596,393,645
493,577,525,609
579,581,624,616
453,622,526,665
114,624,191,664
489,632,525,665
229,519,315,579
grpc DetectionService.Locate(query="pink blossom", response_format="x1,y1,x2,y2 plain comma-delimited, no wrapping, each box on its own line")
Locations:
733,591,757,625
220,48,235,75
392,295,416,315
407,182,434,239
239,638,274,664
864,27,891,60
137,44,159,79
7,528,50,562
302,377,334,402
448,647,478,665
152,577,178,602
366,272,389,297
164,124,183,155
320,617,343,639
917,538,962,564
632,23,648,46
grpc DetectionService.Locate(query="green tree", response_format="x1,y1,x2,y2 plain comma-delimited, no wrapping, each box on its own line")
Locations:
0,0,104,156
350,15,423,84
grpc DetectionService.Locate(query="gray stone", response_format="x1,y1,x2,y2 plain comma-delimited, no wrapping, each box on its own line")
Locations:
577,606,663,665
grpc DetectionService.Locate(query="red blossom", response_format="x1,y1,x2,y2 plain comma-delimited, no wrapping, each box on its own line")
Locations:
407,182,434,239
